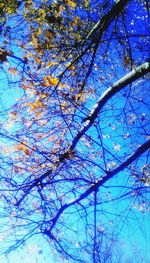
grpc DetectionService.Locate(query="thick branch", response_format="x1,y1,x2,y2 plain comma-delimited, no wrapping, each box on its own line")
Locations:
84,0,130,43
61,0,130,80
71,62,150,149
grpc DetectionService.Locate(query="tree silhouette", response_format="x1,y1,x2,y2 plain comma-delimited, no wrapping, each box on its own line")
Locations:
0,0,149,262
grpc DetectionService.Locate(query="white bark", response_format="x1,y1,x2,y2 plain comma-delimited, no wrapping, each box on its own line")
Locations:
84,0,130,43
70,62,150,149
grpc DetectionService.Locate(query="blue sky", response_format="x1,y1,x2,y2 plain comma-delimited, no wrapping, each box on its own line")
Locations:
0,1,149,262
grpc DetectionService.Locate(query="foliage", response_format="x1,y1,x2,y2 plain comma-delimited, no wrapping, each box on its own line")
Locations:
0,0,149,262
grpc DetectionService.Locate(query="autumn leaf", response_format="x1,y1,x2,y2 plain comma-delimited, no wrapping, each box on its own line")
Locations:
9,111,18,120
0,3,4,9
30,98,46,110
69,65,75,71
46,61,57,68
42,76,47,82
14,143,32,156
123,55,130,67
41,93,47,99
79,94,85,102
35,27,42,37
58,5,63,12
71,16,79,27
38,9,46,20
46,76,59,86
0,50,8,63
84,0,89,8
66,0,77,9
8,68,18,75
35,57,41,64
24,148,31,156
30,33,38,47
45,29,54,39
61,104,67,112
25,0,32,8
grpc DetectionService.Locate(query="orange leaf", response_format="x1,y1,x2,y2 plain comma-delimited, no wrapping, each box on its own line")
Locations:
9,111,18,120
66,0,77,9
24,148,31,156
69,65,75,71
46,61,57,68
48,77,58,86
45,29,54,38
8,68,18,75
35,57,41,64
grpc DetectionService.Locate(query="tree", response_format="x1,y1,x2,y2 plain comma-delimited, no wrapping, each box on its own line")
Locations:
0,0,149,262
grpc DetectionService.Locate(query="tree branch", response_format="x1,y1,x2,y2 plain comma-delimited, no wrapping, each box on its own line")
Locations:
71,62,150,149
46,139,150,234
84,0,130,43
15,62,150,206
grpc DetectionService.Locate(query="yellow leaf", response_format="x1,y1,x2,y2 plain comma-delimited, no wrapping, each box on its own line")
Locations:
30,33,38,47
66,0,76,9
42,76,59,86
47,76,59,86
71,16,79,27
46,61,57,68
31,98,46,110
74,16,79,24
38,9,46,19
35,98,43,106
35,57,41,64
41,93,47,99
42,76,47,82
24,53,33,58
6,7,15,15
79,95,85,102
84,0,89,8
8,68,18,75
61,104,68,113
36,27,42,37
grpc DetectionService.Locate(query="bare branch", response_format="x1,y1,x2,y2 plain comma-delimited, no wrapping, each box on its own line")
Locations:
71,62,150,149
15,62,150,206
45,139,150,234
84,0,130,43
